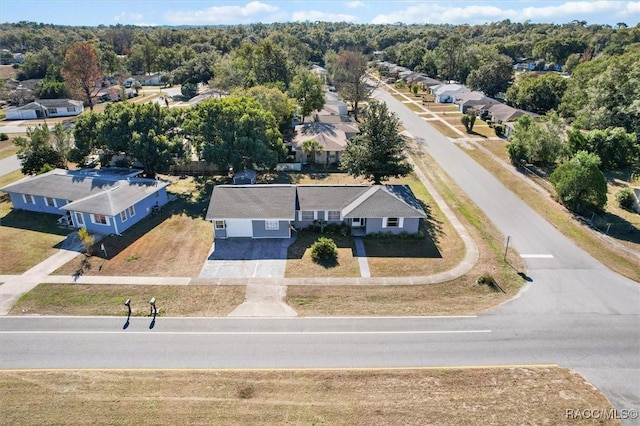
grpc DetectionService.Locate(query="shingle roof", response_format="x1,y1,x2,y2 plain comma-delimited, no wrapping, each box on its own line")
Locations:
297,185,369,211
205,184,426,221
9,99,83,112
1,168,168,216
206,185,297,220
342,185,426,218
292,122,349,152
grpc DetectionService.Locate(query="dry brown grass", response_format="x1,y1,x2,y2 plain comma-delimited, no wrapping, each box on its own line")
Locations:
10,284,244,316
285,232,361,278
427,120,463,138
0,199,68,274
0,367,618,426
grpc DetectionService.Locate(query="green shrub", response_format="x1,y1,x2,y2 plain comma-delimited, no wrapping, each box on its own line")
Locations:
615,188,635,210
310,237,338,263
494,124,505,137
0,132,8,140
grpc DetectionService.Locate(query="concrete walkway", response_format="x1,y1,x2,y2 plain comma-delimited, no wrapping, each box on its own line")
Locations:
354,237,371,278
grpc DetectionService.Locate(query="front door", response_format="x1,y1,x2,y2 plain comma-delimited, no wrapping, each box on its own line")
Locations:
74,212,86,228
352,218,365,227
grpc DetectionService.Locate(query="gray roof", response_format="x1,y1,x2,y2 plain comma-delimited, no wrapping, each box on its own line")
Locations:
205,184,426,221
343,185,426,218
297,185,370,211
206,185,297,220
292,122,349,152
1,168,168,216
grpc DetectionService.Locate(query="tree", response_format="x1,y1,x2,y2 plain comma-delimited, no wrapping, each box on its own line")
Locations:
231,85,295,133
181,82,197,99
290,69,325,123
61,42,103,111
461,110,477,133
331,50,373,121
466,54,513,97
77,227,95,257
340,101,412,184
71,112,102,162
566,127,639,170
15,124,64,175
311,237,338,264
506,113,564,166
506,72,567,113
186,96,286,172
301,139,323,166
434,35,467,81
550,151,607,212
51,122,72,167
129,103,176,178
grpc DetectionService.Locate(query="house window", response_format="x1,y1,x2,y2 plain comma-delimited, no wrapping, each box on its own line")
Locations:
67,107,76,112
384,217,402,228
120,210,127,222
45,197,56,207
327,211,341,221
214,220,226,230
75,212,84,226
23,194,35,204
49,108,57,114
300,211,314,221
91,214,109,225
265,220,279,230
128,206,135,217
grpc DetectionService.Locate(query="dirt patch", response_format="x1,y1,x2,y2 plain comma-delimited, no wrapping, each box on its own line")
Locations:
0,367,619,426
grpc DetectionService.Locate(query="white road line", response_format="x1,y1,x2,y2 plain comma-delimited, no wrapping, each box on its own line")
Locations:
520,254,555,259
0,330,491,336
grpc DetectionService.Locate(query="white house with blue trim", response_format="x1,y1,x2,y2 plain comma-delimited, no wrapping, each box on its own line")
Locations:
1,168,170,235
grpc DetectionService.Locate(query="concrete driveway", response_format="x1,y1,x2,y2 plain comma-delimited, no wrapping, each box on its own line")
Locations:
199,238,294,278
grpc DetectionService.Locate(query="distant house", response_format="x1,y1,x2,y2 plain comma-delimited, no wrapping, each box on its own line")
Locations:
131,73,163,86
453,92,500,114
431,84,469,103
487,103,533,124
5,99,83,120
206,184,426,239
1,168,170,235
291,122,359,166
407,74,442,90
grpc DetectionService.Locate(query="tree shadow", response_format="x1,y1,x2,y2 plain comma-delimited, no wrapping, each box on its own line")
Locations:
467,130,487,138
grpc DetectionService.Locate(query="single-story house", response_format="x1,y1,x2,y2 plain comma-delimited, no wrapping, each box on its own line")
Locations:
130,73,163,86
5,99,84,120
407,74,442,90
206,184,426,239
1,168,170,235
453,92,501,114
291,122,359,166
487,103,536,125
431,84,470,103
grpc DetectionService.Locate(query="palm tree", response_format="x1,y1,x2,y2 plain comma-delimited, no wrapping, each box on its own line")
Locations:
301,139,323,167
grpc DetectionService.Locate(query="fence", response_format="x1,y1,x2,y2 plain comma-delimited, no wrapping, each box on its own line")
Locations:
578,208,639,237
169,161,219,175
276,162,302,171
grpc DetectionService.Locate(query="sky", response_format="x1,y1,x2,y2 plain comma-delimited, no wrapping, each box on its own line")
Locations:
1,0,639,27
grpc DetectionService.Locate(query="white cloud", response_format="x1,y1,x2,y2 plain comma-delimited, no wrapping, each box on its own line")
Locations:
166,1,281,25
113,12,145,23
345,1,366,8
370,1,640,25
292,10,358,22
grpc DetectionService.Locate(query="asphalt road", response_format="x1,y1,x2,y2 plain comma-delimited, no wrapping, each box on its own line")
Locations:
0,154,20,177
0,88,638,422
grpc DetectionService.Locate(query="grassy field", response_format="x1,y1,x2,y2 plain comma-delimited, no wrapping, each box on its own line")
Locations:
0,199,68,274
0,142,19,160
11,284,244,316
0,367,619,426
427,120,463,138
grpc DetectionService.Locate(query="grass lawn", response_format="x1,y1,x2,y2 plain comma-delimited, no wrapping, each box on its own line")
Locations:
285,231,361,278
427,120,462,138
54,177,214,277
0,199,69,274
0,367,617,426
404,102,426,113
11,284,245,316
0,143,19,160
426,104,460,113
0,169,24,189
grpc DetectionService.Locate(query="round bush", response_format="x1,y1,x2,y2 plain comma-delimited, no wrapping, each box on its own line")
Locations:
615,188,635,210
310,237,338,263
